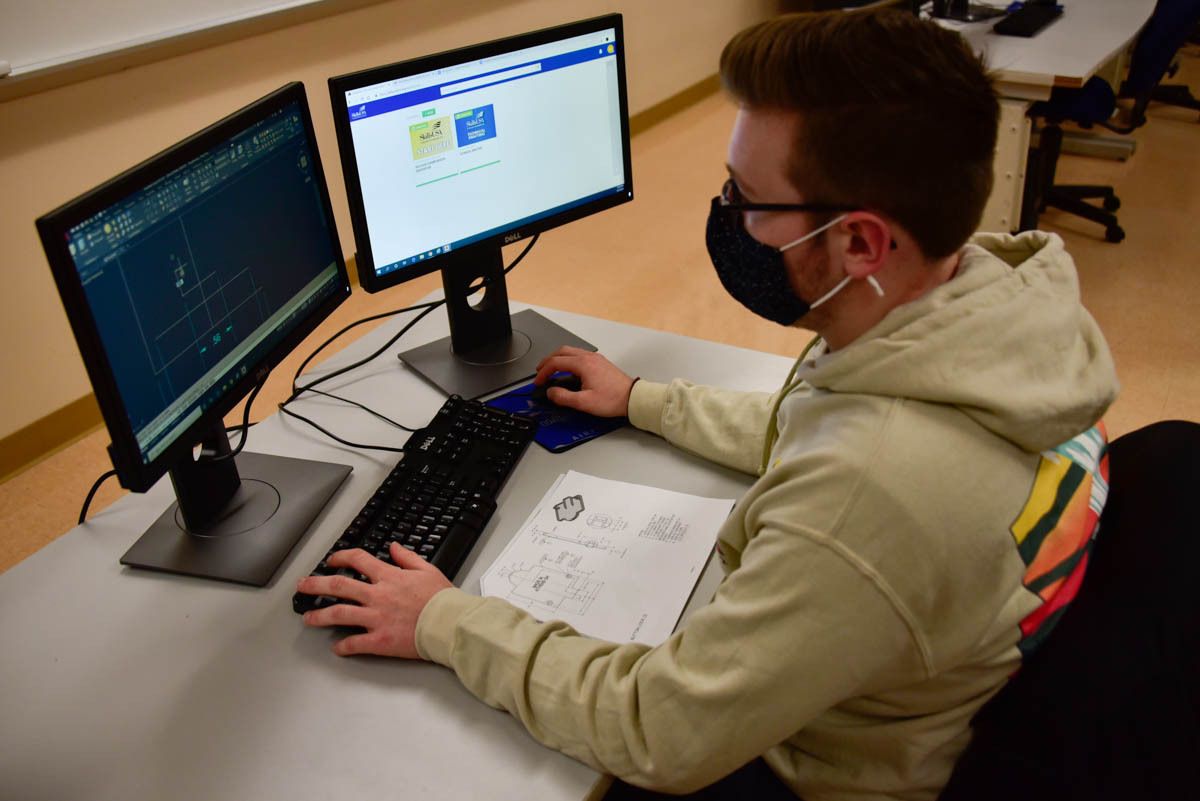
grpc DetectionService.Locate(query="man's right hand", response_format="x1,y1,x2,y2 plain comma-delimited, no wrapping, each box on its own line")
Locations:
533,346,637,418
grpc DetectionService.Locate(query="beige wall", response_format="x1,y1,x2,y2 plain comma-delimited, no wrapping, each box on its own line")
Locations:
0,0,777,440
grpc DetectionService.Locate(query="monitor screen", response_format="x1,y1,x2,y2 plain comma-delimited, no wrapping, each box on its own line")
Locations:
328,15,632,398
64,98,343,470
38,83,354,585
339,22,628,284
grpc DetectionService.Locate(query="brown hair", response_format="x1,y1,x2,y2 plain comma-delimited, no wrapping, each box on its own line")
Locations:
719,9,998,258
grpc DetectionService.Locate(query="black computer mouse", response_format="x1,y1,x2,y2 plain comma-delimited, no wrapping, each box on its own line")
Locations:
531,373,583,403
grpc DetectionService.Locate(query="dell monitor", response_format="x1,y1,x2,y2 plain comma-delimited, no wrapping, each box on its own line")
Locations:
36,83,353,586
329,14,634,398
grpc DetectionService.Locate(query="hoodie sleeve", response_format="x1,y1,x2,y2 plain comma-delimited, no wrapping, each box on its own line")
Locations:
627,379,776,476
415,509,925,793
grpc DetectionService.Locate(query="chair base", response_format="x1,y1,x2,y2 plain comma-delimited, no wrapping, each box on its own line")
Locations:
1044,185,1126,242
1020,122,1126,243
1151,83,1200,116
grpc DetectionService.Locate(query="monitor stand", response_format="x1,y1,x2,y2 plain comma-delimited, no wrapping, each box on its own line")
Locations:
398,243,595,399
120,428,351,586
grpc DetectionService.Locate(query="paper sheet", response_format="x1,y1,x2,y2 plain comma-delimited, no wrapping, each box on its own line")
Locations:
480,470,734,645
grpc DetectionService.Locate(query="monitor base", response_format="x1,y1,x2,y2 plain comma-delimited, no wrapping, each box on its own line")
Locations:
120,452,351,586
399,309,595,398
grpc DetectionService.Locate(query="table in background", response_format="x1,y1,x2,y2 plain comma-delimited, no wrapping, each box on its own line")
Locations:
0,301,794,801
935,0,1157,232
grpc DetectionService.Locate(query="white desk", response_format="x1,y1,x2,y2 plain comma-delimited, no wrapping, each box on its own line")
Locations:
0,302,794,801
937,0,1156,232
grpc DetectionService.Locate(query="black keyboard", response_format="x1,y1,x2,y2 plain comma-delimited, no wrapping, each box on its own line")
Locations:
293,395,537,614
993,4,1063,37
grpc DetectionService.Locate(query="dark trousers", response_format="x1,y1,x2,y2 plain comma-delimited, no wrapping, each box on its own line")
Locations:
603,758,800,801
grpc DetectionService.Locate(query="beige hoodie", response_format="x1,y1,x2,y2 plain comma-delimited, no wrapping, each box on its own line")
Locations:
416,231,1119,800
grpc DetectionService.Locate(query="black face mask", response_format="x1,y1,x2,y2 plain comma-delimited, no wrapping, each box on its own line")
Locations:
704,197,852,326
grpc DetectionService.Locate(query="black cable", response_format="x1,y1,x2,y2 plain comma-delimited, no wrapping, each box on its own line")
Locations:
224,420,256,437
290,298,444,398
275,301,442,450
78,469,118,525
500,233,539,275
211,374,268,461
288,300,442,402
276,403,406,453
279,234,541,449
289,233,540,399
77,377,266,523
294,386,418,432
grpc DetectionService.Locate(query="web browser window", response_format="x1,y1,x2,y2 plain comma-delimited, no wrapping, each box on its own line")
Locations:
343,28,625,277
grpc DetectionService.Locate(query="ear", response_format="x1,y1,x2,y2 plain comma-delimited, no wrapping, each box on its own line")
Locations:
837,212,892,281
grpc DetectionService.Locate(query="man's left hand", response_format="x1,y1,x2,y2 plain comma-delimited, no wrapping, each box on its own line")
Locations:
296,542,453,659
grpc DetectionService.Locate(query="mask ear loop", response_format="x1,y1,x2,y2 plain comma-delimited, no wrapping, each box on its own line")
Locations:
778,214,847,253
779,213,887,309
807,275,853,310
808,273,885,311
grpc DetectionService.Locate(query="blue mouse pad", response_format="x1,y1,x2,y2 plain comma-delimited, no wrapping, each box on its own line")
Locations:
487,380,628,453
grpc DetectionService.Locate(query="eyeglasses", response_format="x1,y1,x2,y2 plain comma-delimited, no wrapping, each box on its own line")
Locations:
717,178,856,215
717,178,896,249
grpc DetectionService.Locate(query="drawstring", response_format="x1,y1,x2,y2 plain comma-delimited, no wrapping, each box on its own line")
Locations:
759,336,823,474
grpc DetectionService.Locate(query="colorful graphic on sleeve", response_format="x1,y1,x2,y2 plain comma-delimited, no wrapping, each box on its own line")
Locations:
1009,423,1109,657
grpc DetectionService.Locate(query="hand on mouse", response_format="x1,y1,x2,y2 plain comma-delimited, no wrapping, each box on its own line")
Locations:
531,372,581,403
534,346,637,417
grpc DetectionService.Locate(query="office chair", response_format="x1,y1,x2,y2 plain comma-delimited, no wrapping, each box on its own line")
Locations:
1117,0,1200,129
1144,63,1200,122
1021,77,1126,243
1021,0,1200,243
939,420,1200,801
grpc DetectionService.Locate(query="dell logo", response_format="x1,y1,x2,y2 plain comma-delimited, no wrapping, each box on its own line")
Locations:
504,231,523,244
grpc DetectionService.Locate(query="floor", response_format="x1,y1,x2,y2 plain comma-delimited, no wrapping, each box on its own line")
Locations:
3,51,1198,574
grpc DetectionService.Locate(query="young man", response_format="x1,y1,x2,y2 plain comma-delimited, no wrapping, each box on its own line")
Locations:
297,10,1119,800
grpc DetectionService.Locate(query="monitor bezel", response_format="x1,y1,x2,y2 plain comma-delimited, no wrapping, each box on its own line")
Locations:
36,82,352,493
328,13,632,293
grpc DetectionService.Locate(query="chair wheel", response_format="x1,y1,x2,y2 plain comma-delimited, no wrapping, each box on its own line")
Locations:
1103,195,1121,212
1106,225,1126,243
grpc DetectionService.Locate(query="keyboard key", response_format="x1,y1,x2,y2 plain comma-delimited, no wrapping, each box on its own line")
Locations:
293,395,537,615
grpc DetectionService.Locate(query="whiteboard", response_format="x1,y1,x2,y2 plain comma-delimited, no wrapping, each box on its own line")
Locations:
0,0,334,78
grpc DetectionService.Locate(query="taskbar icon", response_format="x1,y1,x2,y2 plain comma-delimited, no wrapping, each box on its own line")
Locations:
397,243,453,268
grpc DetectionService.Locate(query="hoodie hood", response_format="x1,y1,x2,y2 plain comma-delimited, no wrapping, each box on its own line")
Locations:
797,231,1119,453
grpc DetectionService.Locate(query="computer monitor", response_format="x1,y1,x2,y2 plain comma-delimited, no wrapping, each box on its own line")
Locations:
36,83,354,586
328,14,634,398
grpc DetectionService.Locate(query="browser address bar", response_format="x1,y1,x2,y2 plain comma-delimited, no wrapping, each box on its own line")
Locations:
440,63,542,95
